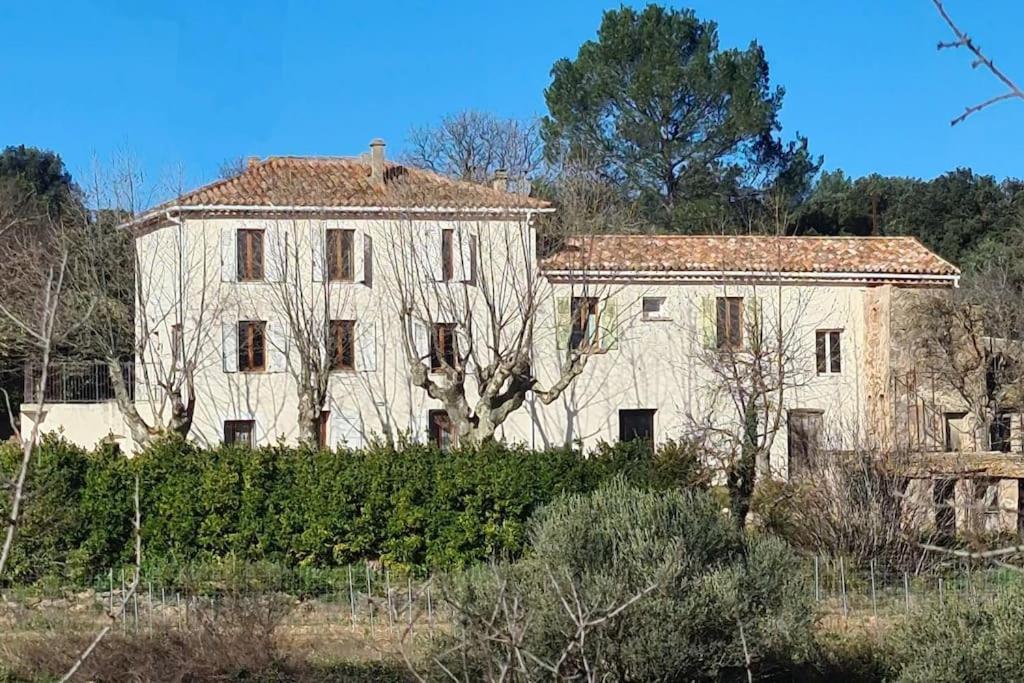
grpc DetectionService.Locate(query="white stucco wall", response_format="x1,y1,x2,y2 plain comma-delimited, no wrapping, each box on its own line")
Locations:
25,212,951,482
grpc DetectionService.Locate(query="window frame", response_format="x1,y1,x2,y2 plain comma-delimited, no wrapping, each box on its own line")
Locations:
236,229,265,281
619,408,656,445
329,319,356,372
570,296,600,351
326,228,355,282
815,329,843,375
224,419,256,447
428,409,457,451
715,297,744,350
317,410,330,450
441,228,454,282
430,323,458,373
641,296,669,322
991,411,1013,453
237,320,267,373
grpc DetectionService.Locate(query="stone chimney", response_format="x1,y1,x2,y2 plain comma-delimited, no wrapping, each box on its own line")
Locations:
492,168,508,192
369,138,386,185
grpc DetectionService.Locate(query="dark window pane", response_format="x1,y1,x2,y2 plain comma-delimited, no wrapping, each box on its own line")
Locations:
441,229,454,281
428,410,456,451
430,323,457,371
238,321,267,371
570,297,598,351
329,320,355,370
619,409,655,444
815,331,826,373
237,229,265,280
992,412,1012,452
224,420,255,447
830,331,841,373
326,229,354,281
716,297,743,349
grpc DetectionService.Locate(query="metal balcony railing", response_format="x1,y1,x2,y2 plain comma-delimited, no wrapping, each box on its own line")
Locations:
23,362,134,404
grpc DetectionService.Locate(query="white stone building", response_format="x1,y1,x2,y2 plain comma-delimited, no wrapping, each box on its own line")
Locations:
25,142,976,482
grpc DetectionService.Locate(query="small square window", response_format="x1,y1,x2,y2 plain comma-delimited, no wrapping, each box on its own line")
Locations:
642,297,668,321
224,419,255,447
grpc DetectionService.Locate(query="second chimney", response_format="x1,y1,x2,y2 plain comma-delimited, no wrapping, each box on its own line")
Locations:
369,138,386,185
492,168,508,192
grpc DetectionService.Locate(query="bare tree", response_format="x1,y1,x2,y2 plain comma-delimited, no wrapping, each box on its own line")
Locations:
405,111,544,187
380,165,635,444
933,0,1024,125
257,214,363,444
684,202,818,527
0,190,92,579
79,158,224,446
904,269,1024,452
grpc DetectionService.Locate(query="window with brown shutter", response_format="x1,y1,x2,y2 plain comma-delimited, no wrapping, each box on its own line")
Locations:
441,228,454,281
328,320,356,371
815,330,842,374
715,297,743,350
326,229,355,281
570,297,599,351
430,323,457,372
237,321,267,372
237,229,265,281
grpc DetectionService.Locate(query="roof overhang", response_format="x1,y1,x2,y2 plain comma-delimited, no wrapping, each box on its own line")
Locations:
541,268,960,287
122,203,555,231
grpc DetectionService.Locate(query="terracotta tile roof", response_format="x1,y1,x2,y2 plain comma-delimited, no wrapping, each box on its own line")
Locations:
162,156,549,212
541,235,959,277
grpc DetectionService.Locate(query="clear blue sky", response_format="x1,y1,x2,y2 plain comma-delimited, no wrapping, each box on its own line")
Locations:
2,1,1022,202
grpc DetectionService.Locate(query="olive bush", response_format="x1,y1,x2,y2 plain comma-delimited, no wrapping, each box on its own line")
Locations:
431,478,815,682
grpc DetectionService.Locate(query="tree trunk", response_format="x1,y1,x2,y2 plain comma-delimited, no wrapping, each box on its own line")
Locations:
296,389,320,446
728,402,761,530
106,359,154,447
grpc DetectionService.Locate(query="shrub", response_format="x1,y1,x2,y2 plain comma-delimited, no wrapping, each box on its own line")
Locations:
1,436,706,584
889,582,1024,682
751,450,935,573
431,478,815,681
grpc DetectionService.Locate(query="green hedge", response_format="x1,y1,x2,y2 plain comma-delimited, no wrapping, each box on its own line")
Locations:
0,435,705,584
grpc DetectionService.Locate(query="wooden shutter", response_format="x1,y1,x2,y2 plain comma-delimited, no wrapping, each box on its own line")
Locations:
362,234,373,287
220,228,236,282
264,226,286,282
330,410,364,449
222,321,238,372
555,297,571,350
749,297,764,350
266,320,288,372
412,319,430,360
454,230,475,283
357,321,377,372
353,231,365,282
599,297,618,351
424,227,443,281
700,296,716,349
311,225,325,282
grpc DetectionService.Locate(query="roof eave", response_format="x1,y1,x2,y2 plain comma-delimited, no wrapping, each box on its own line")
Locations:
120,202,555,230
541,268,960,286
